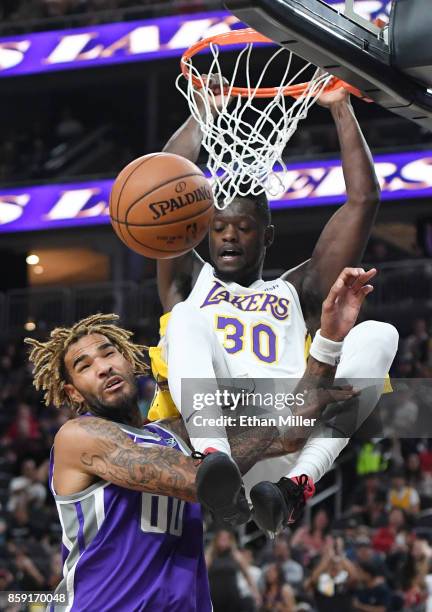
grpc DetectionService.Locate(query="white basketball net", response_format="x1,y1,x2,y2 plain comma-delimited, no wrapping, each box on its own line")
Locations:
176,41,331,209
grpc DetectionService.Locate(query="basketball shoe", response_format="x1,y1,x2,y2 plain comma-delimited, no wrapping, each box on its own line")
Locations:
192,449,251,526
250,475,315,536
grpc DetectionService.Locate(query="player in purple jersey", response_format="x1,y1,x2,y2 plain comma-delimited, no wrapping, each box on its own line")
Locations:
25,315,211,612
45,420,208,612
24,272,370,610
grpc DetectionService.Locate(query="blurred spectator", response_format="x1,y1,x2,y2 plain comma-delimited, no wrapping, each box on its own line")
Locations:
0,566,19,592
402,319,430,365
372,508,409,554
7,458,47,512
354,537,387,576
353,560,394,612
394,318,432,379
405,453,424,489
206,530,261,612
349,474,387,526
340,517,360,560
390,386,419,435
0,0,217,34
8,505,32,543
263,534,304,590
0,517,7,547
291,509,330,565
237,548,262,612
419,441,432,474
260,563,296,612
5,403,41,443
8,542,46,590
388,469,420,515
394,354,417,378
404,539,432,609
411,540,432,611
307,537,357,611
412,539,432,577
356,442,388,477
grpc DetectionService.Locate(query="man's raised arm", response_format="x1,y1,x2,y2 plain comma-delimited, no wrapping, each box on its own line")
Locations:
162,75,225,163
163,114,203,164
158,111,204,312
157,79,225,311
286,88,380,323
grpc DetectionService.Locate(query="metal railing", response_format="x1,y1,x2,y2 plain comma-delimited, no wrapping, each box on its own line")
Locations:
364,258,432,323
6,286,71,332
3,279,161,335
303,465,343,525
0,258,431,335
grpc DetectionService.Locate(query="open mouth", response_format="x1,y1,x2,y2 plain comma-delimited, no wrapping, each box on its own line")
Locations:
104,376,125,393
219,247,242,262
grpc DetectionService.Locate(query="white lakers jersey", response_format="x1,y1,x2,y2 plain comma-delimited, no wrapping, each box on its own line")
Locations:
183,263,307,379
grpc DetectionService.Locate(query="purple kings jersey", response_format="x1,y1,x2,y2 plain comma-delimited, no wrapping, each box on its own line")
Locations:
48,420,211,612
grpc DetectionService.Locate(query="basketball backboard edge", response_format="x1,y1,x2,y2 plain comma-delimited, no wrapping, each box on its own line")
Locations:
224,0,432,131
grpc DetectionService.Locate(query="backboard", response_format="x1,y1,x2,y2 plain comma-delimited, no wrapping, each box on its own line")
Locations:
328,0,390,33
224,0,432,130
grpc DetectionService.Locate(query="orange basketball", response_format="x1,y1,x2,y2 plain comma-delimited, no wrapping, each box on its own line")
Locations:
109,152,214,259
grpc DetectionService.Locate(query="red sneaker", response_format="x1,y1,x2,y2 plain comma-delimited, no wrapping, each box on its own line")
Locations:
250,474,315,536
290,475,315,501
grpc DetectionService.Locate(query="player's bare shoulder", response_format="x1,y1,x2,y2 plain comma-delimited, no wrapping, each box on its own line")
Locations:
54,416,122,467
54,418,79,454
53,418,87,470
55,416,127,449
53,418,110,494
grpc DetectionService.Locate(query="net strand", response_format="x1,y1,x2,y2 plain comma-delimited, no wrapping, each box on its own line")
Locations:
177,41,331,208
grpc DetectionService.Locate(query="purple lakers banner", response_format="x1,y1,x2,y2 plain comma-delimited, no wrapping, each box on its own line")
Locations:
0,149,430,233
0,2,390,77
0,12,242,77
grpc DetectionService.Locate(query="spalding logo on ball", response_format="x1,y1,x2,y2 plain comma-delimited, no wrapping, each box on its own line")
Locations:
148,184,213,221
109,152,214,259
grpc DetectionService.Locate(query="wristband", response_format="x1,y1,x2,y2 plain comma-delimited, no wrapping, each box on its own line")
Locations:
309,329,344,366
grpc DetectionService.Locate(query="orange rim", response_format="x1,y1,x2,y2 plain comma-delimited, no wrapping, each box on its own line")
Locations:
181,27,367,100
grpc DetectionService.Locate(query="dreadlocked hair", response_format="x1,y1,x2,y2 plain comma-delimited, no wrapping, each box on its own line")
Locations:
24,313,149,409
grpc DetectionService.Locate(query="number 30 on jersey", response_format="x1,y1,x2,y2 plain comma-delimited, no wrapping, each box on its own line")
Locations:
215,315,277,363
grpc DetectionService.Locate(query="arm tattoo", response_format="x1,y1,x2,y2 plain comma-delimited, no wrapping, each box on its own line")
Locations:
228,357,339,474
76,417,197,502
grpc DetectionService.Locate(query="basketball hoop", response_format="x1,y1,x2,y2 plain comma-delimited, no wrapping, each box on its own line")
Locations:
177,28,365,208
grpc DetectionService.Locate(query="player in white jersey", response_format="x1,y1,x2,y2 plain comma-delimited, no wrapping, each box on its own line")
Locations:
176,262,307,379
154,80,398,533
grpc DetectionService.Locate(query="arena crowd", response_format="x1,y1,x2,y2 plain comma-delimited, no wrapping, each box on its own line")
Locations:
1,314,432,611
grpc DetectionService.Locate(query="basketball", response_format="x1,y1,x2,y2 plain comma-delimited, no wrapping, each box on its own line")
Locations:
109,152,214,259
